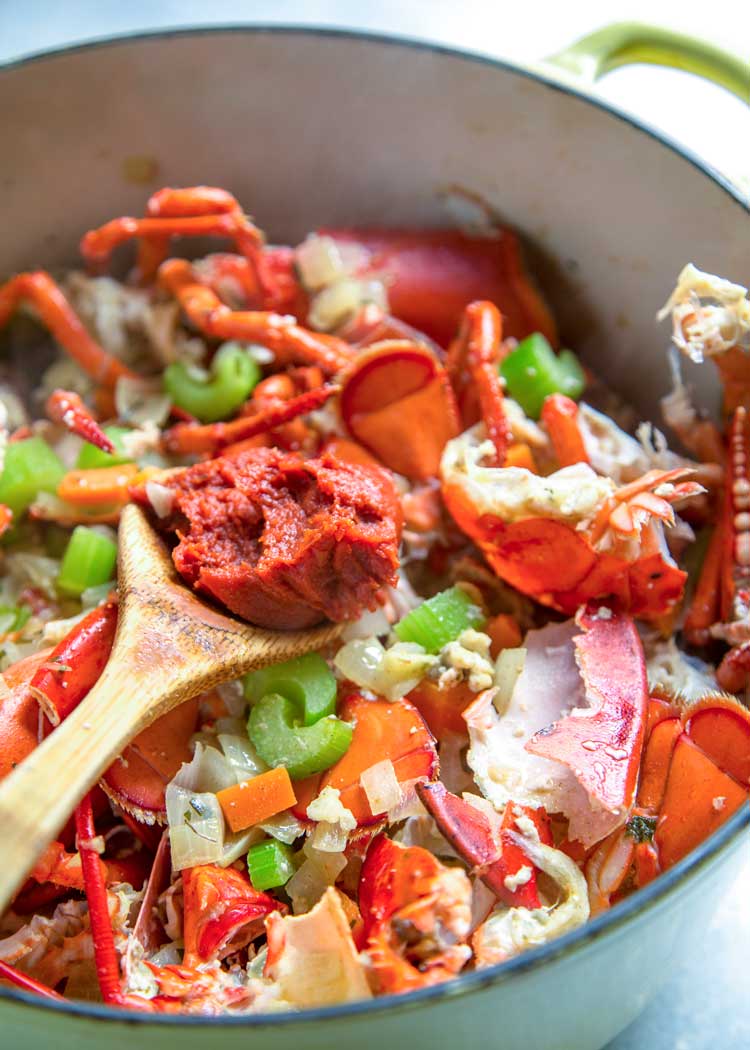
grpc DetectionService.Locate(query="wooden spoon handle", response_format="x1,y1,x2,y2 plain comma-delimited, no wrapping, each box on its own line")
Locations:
0,655,204,915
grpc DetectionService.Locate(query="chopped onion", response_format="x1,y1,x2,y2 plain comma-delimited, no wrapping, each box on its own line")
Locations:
165,785,224,870
144,481,174,519
341,605,391,642
6,553,60,599
216,679,247,718
259,811,306,845
310,822,349,853
295,235,346,291
115,376,171,427
220,824,265,867
217,732,268,778
287,843,347,915
360,759,402,817
42,612,88,644
493,647,527,714
308,277,388,332
334,637,436,700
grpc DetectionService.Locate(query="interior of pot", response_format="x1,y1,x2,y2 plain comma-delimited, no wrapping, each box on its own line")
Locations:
2,28,749,425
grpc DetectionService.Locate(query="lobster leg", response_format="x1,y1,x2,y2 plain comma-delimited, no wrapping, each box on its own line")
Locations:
158,259,352,375
446,300,511,464
162,383,338,456
0,272,135,389
45,389,114,453
75,793,123,1004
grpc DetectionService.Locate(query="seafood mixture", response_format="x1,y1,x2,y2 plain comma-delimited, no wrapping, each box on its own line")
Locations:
0,187,748,1014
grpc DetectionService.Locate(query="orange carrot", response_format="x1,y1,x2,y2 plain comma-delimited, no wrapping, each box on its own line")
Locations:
216,767,297,833
485,613,523,659
57,464,154,507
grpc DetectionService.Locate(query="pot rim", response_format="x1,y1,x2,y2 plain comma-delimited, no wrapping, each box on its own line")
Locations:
0,21,748,1029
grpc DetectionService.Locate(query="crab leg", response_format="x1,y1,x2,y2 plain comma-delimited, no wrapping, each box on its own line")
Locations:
45,389,114,453
0,272,136,388
158,259,352,374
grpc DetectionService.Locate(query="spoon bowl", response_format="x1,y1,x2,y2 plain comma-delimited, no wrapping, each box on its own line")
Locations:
0,502,343,913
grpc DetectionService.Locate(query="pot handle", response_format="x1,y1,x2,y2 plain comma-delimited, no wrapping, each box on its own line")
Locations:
545,21,749,103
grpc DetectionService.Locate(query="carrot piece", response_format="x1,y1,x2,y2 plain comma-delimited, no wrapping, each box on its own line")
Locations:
57,464,153,507
485,613,523,659
503,442,538,473
216,767,297,833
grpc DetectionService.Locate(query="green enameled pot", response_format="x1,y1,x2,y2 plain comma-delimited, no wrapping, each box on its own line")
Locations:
0,22,748,1050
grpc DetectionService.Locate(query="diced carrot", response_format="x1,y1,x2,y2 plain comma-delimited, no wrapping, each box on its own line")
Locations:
57,464,155,507
485,613,523,659
216,767,297,833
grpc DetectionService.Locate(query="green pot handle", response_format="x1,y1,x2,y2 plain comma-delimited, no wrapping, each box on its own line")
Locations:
545,21,749,104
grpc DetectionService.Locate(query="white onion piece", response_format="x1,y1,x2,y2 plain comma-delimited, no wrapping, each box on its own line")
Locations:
286,846,347,915
218,733,268,778
42,612,88,644
259,811,306,845
216,679,246,718
341,605,391,642
308,278,388,332
295,235,346,291
115,376,171,427
333,637,436,700
165,785,224,870
144,481,174,519
360,759,402,817
493,648,527,714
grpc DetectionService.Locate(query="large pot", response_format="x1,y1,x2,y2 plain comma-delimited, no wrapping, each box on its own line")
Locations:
0,23,748,1050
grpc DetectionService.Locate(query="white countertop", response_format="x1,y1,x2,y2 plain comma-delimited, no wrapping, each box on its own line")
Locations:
1,3,749,1047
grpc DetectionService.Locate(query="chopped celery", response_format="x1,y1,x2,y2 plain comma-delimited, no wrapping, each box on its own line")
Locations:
244,652,336,726
163,342,261,423
556,349,586,402
500,333,586,419
394,585,484,654
248,694,353,780
0,436,65,517
76,426,133,469
57,526,117,597
247,839,296,891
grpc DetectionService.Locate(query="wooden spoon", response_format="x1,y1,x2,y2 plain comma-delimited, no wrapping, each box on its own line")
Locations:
0,502,343,913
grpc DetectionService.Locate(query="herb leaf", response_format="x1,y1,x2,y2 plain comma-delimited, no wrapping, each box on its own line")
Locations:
625,813,657,843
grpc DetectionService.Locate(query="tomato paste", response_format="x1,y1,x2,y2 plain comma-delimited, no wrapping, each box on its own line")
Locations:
136,448,402,628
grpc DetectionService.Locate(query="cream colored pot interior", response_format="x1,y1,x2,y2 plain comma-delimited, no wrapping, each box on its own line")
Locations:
2,29,749,424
